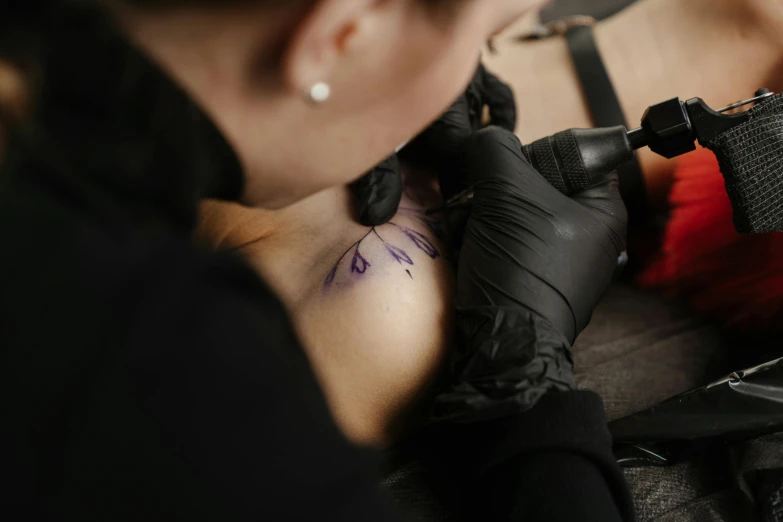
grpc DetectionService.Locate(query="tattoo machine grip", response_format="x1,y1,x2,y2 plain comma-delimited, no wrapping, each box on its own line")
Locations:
521,127,634,195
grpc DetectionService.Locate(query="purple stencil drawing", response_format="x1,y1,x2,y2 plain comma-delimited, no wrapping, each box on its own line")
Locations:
398,226,440,259
386,245,414,265
351,249,371,274
323,230,374,290
324,265,338,288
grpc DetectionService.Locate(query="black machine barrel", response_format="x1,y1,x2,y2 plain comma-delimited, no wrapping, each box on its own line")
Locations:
520,126,634,195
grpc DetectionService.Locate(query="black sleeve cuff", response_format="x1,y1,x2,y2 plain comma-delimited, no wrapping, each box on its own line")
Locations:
438,390,634,521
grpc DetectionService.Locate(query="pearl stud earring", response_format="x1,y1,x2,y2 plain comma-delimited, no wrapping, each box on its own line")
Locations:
309,82,331,104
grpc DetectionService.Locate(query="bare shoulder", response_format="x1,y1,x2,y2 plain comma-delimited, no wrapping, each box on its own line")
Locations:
293,205,454,446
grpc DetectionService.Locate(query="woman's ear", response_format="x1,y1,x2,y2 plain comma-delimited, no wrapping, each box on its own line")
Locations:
281,0,377,99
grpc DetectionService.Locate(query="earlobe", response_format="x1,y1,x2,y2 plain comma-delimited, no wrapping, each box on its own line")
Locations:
281,0,374,99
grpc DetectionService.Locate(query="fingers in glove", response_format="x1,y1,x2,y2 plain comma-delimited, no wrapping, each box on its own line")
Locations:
351,154,403,227
456,126,630,341
480,66,517,132
462,127,626,248
406,96,475,201
401,62,518,200
401,61,501,169
460,126,564,198
465,64,487,131
572,174,629,254
572,172,623,203
443,201,473,255
401,95,474,167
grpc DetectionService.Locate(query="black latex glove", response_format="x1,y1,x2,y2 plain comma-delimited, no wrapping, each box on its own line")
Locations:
352,63,516,226
433,127,627,423
401,63,517,200
351,154,402,227
404,63,517,159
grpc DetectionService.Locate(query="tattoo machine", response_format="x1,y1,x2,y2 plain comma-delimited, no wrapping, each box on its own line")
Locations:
433,89,783,235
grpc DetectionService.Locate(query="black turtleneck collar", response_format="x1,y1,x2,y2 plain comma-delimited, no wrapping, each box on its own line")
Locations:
6,2,244,235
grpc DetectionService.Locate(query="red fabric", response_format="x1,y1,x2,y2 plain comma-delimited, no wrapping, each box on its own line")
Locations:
640,149,783,331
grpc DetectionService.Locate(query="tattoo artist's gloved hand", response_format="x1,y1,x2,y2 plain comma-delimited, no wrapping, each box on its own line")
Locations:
351,154,402,227
401,63,516,199
433,126,627,422
352,63,516,227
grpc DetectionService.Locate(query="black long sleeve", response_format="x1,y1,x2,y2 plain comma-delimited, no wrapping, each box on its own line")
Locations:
479,392,633,522
0,213,399,521
424,391,632,522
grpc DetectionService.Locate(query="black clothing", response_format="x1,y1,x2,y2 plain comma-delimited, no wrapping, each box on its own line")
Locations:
443,392,633,521
352,63,518,228
0,4,633,521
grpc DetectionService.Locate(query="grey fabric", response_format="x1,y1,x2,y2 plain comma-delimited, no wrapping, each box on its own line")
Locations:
573,285,728,422
739,434,783,476
573,285,745,521
737,433,783,505
702,94,783,234
625,458,754,522
382,284,747,521
383,461,459,522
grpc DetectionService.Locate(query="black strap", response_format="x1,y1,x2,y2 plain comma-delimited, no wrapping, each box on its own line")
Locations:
565,25,647,217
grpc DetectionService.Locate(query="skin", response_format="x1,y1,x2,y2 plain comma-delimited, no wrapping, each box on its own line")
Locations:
117,0,548,210
198,175,453,446
485,0,783,207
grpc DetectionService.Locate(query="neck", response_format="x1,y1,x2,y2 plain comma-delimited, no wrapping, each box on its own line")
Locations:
201,185,355,246
199,185,361,305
